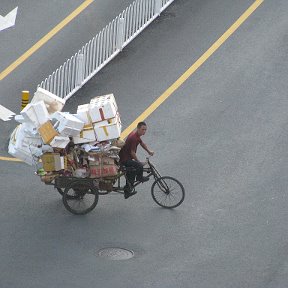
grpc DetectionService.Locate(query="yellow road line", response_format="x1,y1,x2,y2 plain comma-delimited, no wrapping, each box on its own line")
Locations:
0,156,22,162
0,0,94,81
0,0,263,162
121,0,264,138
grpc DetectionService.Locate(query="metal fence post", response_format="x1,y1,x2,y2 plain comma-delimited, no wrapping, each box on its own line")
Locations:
36,0,176,100
76,53,84,86
154,0,162,16
117,17,125,51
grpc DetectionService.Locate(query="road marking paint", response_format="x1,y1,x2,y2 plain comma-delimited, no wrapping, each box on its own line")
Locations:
121,0,264,138
0,6,18,32
0,104,15,121
0,0,264,162
0,0,94,81
0,156,22,162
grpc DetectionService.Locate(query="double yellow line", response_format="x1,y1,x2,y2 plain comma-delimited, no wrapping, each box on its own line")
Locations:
0,0,264,162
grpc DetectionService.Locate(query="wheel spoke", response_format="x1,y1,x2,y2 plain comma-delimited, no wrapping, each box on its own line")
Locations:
151,176,185,208
63,181,99,215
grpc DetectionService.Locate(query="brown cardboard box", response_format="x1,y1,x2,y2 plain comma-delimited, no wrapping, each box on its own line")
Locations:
88,154,115,166
38,121,59,144
102,156,115,165
90,164,118,178
41,153,65,172
88,153,101,165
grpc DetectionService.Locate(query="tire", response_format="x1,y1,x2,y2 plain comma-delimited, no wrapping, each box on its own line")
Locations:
151,176,185,208
62,180,99,215
56,187,64,196
56,187,80,199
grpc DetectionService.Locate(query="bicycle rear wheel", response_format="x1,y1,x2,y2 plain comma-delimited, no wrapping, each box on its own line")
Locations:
55,177,81,199
56,187,82,199
151,176,185,208
62,180,99,215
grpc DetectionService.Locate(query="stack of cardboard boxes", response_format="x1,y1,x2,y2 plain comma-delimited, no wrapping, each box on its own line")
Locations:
8,88,123,184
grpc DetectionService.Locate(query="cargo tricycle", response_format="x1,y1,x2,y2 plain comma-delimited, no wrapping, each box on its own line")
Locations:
45,157,185,215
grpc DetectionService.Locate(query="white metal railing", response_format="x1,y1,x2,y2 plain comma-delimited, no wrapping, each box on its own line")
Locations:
37,0,175,101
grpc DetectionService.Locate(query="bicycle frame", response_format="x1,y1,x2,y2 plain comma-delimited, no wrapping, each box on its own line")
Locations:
112,158,162,192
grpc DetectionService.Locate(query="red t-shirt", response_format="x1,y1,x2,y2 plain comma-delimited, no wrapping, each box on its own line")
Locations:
119,131,143,163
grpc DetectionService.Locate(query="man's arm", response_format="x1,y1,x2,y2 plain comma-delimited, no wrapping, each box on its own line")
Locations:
130,150,140,162
140,142,154,156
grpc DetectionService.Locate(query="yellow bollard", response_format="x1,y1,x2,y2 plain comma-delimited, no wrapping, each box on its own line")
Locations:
21,91,30,110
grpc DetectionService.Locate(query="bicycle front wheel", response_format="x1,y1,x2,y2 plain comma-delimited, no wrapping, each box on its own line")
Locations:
62,180,99,215
151,176,185,208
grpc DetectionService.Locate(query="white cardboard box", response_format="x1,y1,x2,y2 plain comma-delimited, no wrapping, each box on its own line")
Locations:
52,112,85,136
93,114,122,142
14,115,26,124
75,104,91,125
73,125,96,144
8,124,43,165
89,94,118,123
20,100,49,128
22,121,39,137
56,125,82,137
90,93,118,110
31,87,66,114
50,136,70,148
14,116,39,136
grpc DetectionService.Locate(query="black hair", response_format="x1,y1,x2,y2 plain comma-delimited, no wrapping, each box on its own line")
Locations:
137,121,147,129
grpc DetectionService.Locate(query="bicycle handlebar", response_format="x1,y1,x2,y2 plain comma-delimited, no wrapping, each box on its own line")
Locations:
144,155,153,165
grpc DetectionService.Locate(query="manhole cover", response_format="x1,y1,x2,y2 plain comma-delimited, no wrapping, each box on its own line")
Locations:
98,248,134,260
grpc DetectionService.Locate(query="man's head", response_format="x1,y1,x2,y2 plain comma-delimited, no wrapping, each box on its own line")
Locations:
137,121,147,136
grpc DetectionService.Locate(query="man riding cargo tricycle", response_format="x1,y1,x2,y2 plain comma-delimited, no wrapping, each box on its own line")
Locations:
8,91,185,215
40,122,185,215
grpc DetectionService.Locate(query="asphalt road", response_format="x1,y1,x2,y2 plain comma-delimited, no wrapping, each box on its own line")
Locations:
0,0,133,146
2,0,288,287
